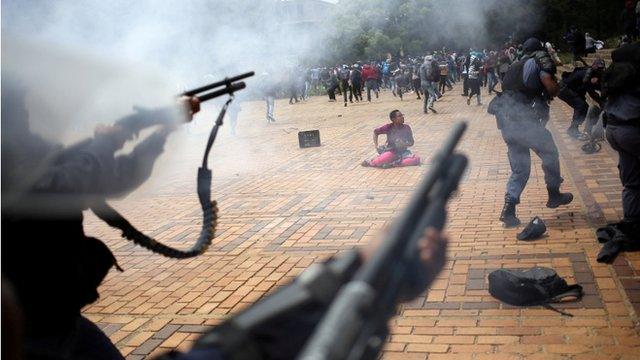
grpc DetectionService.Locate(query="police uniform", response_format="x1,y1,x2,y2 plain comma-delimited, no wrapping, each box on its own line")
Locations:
494,38,573,227
3,104,178,360
603,42,640,235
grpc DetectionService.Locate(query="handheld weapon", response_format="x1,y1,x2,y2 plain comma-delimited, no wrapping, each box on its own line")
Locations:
190,122,468,359
92,72,254,259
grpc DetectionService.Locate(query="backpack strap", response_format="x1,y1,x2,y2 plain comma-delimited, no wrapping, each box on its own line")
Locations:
541,303,574,317
540,284,584,317
550,284,584,303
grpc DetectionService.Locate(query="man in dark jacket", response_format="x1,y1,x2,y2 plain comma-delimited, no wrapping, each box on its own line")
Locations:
558,59,605,139
350,64,363,103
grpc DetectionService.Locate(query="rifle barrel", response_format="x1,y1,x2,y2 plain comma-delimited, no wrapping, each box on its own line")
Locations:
298,122,468,360
183,71,255,96
196,82,246,103
355,121,467,284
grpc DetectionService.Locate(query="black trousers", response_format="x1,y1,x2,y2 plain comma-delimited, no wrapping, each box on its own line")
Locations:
462,74,469,95
558,87,589,127
327,83,337,100
606,123,640,220
350,81,362,102
341,79,351,103
412,78,422,98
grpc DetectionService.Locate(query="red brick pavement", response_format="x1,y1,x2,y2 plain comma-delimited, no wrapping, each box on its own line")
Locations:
82,83,640,359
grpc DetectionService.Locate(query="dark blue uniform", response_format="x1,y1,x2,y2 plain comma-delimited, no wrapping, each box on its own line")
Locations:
605,89,640,223
492,41,573,227
501,58,564,204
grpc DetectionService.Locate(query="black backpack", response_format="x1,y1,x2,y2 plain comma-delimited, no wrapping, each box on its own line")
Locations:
488,267,583,316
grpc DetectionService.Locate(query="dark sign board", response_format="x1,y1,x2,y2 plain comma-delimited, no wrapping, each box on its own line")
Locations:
298,130,321,148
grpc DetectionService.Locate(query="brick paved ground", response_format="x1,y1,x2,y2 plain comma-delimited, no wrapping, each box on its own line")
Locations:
82,82,640,359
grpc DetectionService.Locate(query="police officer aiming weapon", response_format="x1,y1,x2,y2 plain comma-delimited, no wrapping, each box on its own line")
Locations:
167,122,467,360
92,71,255,259
2,57,253,358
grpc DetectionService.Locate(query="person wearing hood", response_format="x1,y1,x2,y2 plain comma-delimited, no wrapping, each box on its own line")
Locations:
491,37,573,227
419,54,438,114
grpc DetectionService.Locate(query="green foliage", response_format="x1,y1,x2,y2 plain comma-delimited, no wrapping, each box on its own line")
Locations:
317,0,623,65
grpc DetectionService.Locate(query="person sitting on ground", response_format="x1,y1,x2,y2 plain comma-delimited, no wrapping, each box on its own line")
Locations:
362,109,420,168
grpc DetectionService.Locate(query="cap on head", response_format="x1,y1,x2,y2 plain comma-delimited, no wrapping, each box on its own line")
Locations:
523,37,543,54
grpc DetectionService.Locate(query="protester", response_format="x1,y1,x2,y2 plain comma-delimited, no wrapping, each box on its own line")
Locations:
227,102,241,135
438,57,451,94
411,61,423,100
485,51,499,95
261,72,278,123
564,26,587,66
339,65,351,107
325,68,339,102
361,110,420,168
558,59,605,139
420,55,438,114
350,64,363,103
460,54,469,96
467,55,482,106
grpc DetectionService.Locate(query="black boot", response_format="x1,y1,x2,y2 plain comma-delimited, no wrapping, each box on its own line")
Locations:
546,187,573,208
500,197,520,228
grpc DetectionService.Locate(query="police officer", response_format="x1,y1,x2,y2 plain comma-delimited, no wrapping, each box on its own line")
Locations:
558,59,605,139
496,38,573,227
603,41,640,241
2,74,201,359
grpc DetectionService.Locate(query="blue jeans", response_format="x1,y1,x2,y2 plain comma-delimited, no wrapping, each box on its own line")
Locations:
500,120,563,203
266,96,275,120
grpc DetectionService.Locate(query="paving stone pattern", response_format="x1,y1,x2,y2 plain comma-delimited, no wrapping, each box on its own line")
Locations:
83,81,640,359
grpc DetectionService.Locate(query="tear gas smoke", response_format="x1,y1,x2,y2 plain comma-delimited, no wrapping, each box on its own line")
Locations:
1,0,544,208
